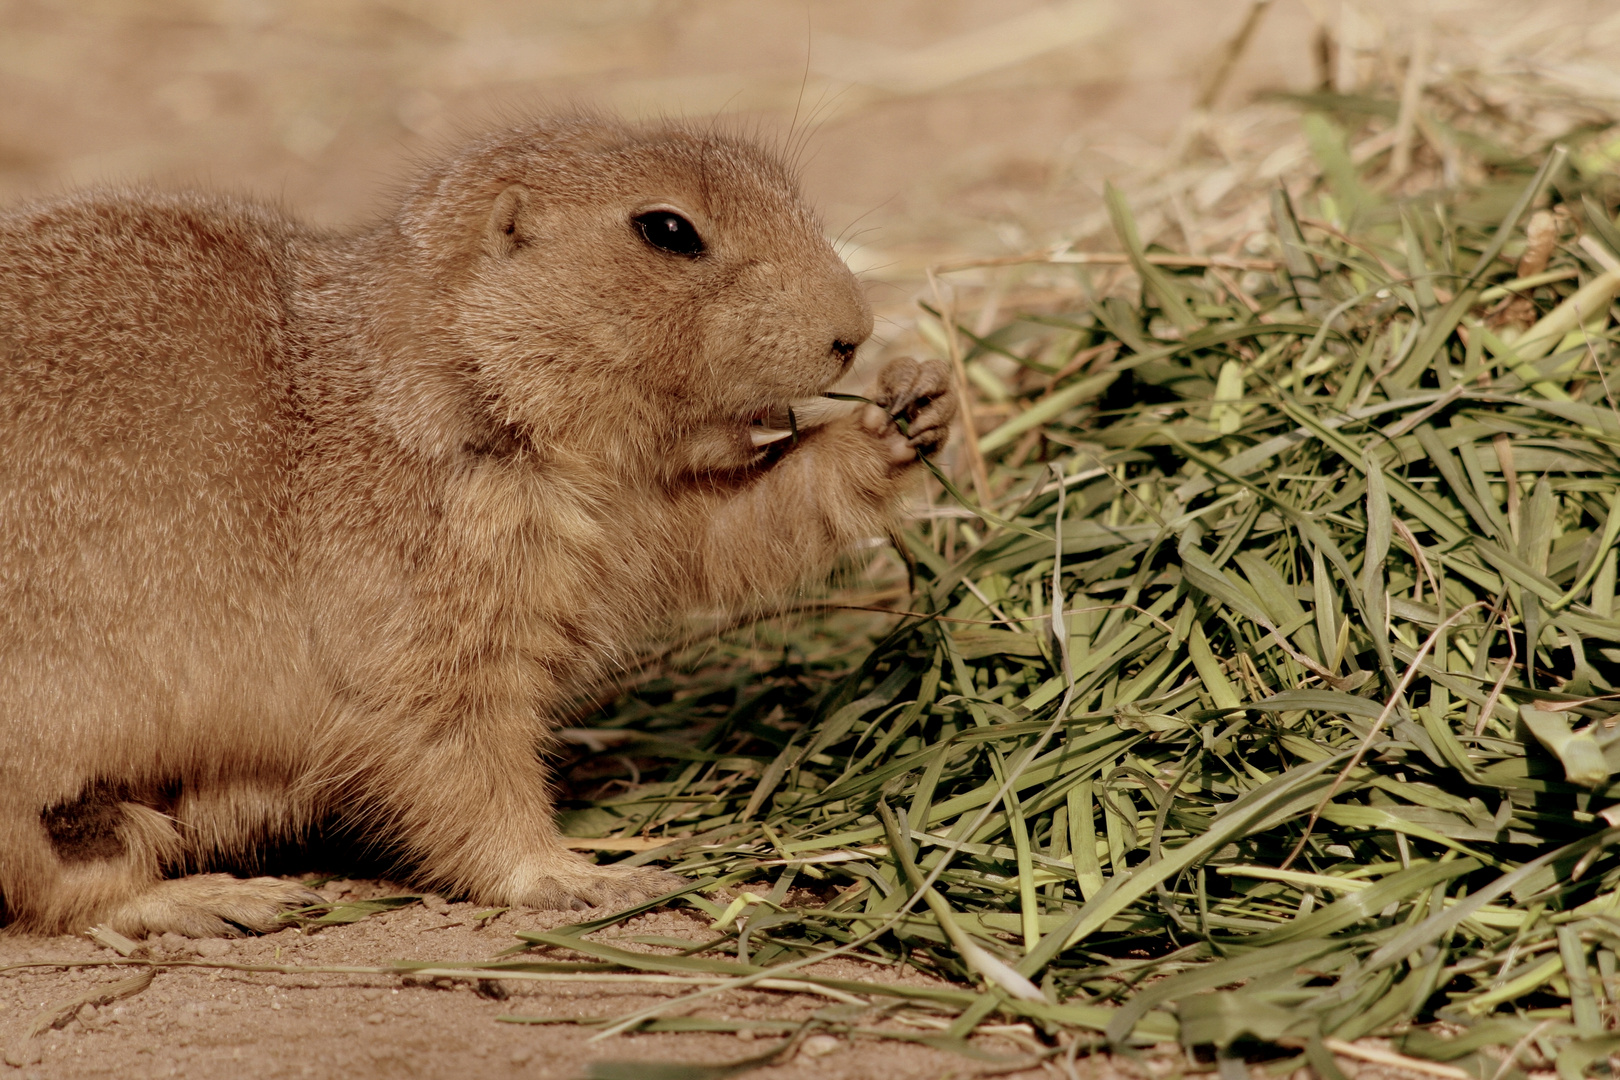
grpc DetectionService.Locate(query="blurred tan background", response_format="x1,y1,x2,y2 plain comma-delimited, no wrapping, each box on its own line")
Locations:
2,0,1618,312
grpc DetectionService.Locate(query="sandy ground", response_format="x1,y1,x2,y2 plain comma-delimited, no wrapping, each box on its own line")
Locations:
4,2,1620,1077
0,0,1332,308
0,880,1083,1080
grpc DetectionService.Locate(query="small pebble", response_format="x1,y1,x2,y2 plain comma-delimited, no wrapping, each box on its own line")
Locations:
801,1034,841,1058
361,988,386,1001
735,1027,755,1042
420,894,450,914
364,1012,385,1025
3,1044,43,1067
474,979,509,1001
510,1048,534,1065
194,938,232,958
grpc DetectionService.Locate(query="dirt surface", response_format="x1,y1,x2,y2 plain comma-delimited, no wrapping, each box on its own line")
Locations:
0,880,1081,1080
0,0,1331,304
3,2,1618,1078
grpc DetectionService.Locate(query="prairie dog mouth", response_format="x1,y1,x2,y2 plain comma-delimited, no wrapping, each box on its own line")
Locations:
749,425,795,447
746,396,854,447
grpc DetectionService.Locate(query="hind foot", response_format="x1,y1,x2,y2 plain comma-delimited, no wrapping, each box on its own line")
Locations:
101,874,324,938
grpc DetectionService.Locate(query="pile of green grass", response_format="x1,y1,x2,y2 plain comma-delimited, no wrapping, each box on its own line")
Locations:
506,114,1620,1078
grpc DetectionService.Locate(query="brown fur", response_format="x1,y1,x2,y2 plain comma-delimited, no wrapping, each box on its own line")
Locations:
0,116,954,937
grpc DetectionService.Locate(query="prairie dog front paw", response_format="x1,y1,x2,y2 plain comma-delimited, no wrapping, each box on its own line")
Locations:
859,357,957,464
506,854,685,912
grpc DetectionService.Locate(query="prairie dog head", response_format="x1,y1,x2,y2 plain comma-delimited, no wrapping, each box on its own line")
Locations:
388,116,873,471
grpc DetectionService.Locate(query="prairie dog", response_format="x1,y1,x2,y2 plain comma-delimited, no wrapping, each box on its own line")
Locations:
0,116,955,936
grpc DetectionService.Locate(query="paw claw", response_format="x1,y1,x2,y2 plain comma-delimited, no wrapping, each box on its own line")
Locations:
517,862,685,912
869,357,956,462
101,874,326,939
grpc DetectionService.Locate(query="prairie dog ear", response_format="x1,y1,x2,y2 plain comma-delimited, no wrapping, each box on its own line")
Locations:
486,184,531,256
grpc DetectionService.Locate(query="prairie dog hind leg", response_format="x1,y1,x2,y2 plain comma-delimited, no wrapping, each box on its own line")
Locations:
1,781,320,937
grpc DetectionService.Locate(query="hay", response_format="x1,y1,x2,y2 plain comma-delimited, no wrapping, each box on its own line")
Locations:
529,31,1620,1078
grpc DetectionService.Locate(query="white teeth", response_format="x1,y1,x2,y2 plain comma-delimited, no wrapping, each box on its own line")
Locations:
745,396,850,447
787,396,852,427
749,427,795,447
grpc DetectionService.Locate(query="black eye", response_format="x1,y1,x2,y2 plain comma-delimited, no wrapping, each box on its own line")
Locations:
632,211,705,258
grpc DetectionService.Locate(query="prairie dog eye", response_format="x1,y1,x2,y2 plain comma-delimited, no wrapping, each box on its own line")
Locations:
632,211,705,257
